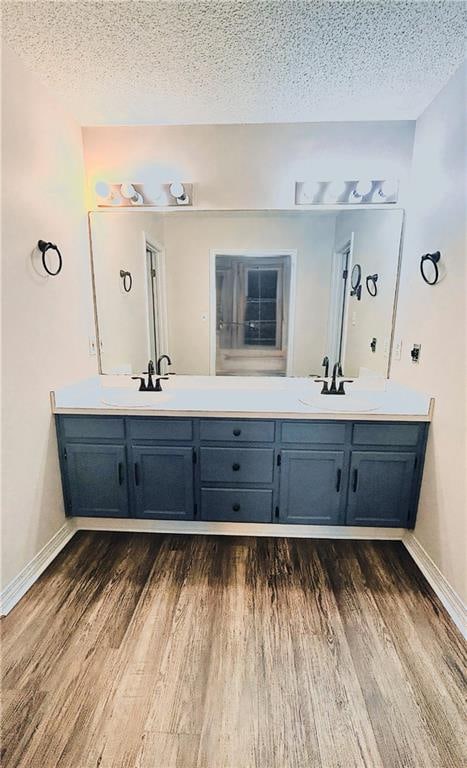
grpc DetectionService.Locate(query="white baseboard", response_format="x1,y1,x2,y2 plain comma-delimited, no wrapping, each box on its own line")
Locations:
0,520,76,616
403,532,466,639
74,516,406,540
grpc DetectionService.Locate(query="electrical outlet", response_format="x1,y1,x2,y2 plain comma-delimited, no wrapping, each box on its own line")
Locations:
394,339,402,361
88,336,97,356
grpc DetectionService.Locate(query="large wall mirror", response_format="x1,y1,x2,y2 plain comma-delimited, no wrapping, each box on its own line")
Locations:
89,208,403,378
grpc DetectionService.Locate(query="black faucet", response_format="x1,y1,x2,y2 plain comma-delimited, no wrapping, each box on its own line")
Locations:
132,359,168,392
315,361,353,395
156,354,172,376
321,356,329,378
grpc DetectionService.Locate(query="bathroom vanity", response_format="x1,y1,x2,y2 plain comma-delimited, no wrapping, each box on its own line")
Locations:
53,377,431,529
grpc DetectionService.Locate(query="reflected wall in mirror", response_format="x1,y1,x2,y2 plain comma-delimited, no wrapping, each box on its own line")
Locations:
89,209,403,378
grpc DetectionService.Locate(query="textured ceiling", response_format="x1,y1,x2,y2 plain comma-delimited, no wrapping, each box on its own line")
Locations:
2,1,466,126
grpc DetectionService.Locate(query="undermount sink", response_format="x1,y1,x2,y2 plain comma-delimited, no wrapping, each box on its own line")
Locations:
299,395,379,413
101,391,173,408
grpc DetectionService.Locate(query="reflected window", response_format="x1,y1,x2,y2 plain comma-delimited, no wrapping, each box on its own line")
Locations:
215,254,291,375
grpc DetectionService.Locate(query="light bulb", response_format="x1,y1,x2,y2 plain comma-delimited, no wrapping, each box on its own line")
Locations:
130,192,144,206
95,181,110,198
354,179,374,198
169,182,185,199
120,183,136,199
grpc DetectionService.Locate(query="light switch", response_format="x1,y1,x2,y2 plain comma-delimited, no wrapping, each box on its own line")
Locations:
411,344,421,363
394,339,402,361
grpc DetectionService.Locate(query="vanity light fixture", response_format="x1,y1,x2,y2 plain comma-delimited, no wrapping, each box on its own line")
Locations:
295,179,398,205
95,181,193,207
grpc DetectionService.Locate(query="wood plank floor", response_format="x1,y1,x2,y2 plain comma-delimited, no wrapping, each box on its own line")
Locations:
1,532,466,768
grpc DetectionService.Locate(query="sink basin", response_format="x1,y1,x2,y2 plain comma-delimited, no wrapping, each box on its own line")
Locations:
102,391,173,408
299,395,379,413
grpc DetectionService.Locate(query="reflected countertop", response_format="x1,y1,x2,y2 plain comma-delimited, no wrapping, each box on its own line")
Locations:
51,375,433,421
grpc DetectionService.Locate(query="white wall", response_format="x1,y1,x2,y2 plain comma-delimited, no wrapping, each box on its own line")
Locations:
162,211,336,375
334,210,403,377
392,63,466,602
82,121,415,210
1,47,96,589
90,212,165,373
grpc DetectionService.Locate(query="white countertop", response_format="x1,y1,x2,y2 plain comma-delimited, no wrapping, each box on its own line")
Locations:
51,375,433,421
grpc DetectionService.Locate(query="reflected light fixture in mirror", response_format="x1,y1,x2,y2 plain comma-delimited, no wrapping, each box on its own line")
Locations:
295,179,398,205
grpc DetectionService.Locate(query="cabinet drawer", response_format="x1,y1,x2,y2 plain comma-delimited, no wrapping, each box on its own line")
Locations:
61,416,124,440
201,488,272,522
352,423,421,447
128,418,193,442
200,447,274,483
200,419,274,443
281,422,346,445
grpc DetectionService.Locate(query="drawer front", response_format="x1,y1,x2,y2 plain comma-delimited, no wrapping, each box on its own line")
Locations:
281,422,346,445
128,418,193,442
61,416,124,440
352,423,421,447
201,488,273,522
200,447,274,483
200,419,275,443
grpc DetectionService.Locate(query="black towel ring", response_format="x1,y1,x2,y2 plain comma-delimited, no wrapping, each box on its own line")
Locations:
38,240,63,276
366,273,378,297
420,251,441,285
120,269,133,292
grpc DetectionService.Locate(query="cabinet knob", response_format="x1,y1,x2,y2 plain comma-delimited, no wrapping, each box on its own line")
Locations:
232,503,241,512
232,463,241,471
233,429,241,436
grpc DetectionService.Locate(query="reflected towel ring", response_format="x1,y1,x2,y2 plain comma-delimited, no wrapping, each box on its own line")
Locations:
366,273,378,297
350,263,362,300
37,240,63,276
120,269,133,292
420,251,441,285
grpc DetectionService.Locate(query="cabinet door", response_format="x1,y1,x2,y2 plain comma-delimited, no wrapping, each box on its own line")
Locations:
66,443,128,517
346,451,416,527
132,446,194,520
279,450,344,524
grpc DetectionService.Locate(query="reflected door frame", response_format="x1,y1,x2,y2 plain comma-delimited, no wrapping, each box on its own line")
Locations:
209,249,297,376
326,234,354,370
143,234,169,364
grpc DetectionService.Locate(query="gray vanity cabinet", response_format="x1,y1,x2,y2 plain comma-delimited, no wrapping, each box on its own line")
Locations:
346,451,417,527
279,450,345,524
131,446,195,520
65,443,128,518
56,415,428,528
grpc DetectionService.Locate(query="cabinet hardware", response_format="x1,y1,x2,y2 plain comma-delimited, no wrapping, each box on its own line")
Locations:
233,428,241,436
194,503,198,517
232,503,241,512
63,448,67,460
275,506,280,519
335,468,342,492
232,463,240,471
118,462,124,485
192,449,197,464
277,453,282,466
134,462,140,486
352,468,359,492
